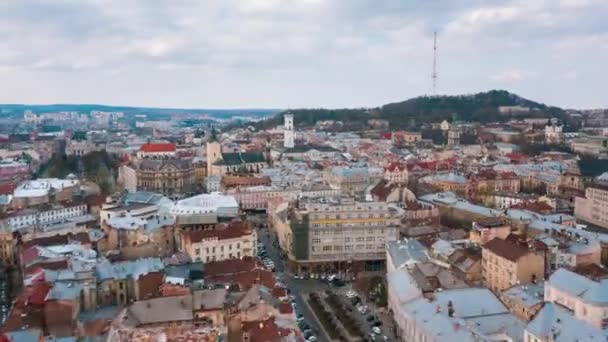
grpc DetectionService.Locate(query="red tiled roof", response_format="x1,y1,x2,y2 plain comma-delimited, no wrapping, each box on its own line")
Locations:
184,222,253,244
279,301,293,314
204,257,258,277
241,317,294,342
139,142,176,153
385,162,407,172
222,175,272,188
483,238,533,262
0,183,16,195
207,269,275,290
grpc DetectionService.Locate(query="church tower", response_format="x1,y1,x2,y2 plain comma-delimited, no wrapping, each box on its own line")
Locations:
284,113,295,148
206,131,222,176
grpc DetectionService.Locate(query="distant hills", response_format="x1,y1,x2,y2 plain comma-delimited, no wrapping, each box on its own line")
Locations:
256,90,569,131
0,104,280,119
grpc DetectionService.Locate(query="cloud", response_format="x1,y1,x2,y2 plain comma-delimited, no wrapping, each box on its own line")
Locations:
490,70,531,82
0,0,605,108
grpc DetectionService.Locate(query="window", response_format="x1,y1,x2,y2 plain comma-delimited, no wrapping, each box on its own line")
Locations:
229,244,232,250
323,246,332,251
312,238,321,244
237,243,240,249
220,245,224,252
195,248,200,255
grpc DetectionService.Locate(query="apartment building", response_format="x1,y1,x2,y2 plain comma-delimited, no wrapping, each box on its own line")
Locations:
482,238,545,293
180,221,256,262
574,182,608,230
276,197,403,273
2,202,88,231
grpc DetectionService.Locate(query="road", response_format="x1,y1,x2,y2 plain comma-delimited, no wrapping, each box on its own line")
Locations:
258,227,331,342
333,285,397,341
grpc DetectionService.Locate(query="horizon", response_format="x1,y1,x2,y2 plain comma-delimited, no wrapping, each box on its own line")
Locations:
1,89,604,112
0,1,607,109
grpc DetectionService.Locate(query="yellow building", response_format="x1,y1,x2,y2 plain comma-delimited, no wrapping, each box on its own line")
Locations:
482,238,544,293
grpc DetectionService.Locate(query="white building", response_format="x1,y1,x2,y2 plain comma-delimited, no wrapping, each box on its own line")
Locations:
544,122,563,144
3,203,88,231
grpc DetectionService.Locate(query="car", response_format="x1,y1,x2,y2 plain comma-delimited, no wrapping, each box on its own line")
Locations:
346,290,357,298
357,305,368,314
330,279,346,287
306,336,317,342
327,274,338,281
382,336,389,341
369,333,377,341
372,327,381,335
351,296,361,306
276,281,286,288
289,295,296,303
293,274,303,280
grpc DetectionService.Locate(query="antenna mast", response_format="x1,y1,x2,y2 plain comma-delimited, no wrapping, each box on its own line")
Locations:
432,31,438,95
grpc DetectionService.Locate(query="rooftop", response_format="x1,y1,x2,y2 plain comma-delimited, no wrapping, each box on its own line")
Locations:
526,303,607,341
483,238,534,262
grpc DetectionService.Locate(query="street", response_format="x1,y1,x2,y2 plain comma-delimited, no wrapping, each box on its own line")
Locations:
257,223,396,342
257,226,331,342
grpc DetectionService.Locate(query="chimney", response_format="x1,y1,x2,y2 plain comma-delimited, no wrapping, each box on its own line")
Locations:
447,300,454,318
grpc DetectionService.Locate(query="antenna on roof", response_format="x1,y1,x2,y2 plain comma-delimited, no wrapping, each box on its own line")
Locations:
432,30,438,95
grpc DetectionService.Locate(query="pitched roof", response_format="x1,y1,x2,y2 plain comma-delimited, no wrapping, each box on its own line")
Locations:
203,257,258,277
216,152,265,166
240,317,295,342
184,221,253,244
483,238,533,262
370,179,399,201
139,142,176,153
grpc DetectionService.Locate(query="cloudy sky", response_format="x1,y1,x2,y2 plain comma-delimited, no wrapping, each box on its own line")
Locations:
0,0,607,109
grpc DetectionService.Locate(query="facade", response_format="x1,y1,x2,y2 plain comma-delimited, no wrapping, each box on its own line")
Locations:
207,140,267,177
276,197,403,273
0,160,30,183
284,113,295,149
325,166,381,195
3,202,88,231
383,162,409,185
391,131,422,147
132,159,195,195
574,182,608,230
544,268,608,329
0,228,15,265
12,178,78,209
180,221,257,262
102,212,176,259
544,123,563,144
66,140,101,156
482,238,545,293
447,127,461,146
281,145,339,161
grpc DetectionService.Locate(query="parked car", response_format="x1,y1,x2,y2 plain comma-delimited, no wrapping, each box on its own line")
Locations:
346,290,357,298
372,326,381,335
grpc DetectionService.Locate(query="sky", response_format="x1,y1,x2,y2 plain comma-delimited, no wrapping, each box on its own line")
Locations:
0,0,607,109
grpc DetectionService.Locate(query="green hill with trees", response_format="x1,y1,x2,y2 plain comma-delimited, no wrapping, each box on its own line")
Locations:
256,90,569,131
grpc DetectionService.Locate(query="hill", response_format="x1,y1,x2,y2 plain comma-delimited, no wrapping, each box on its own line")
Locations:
256,90,568,131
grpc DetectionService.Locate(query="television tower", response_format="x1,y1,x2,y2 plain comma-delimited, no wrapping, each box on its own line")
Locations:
432,31,438,95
